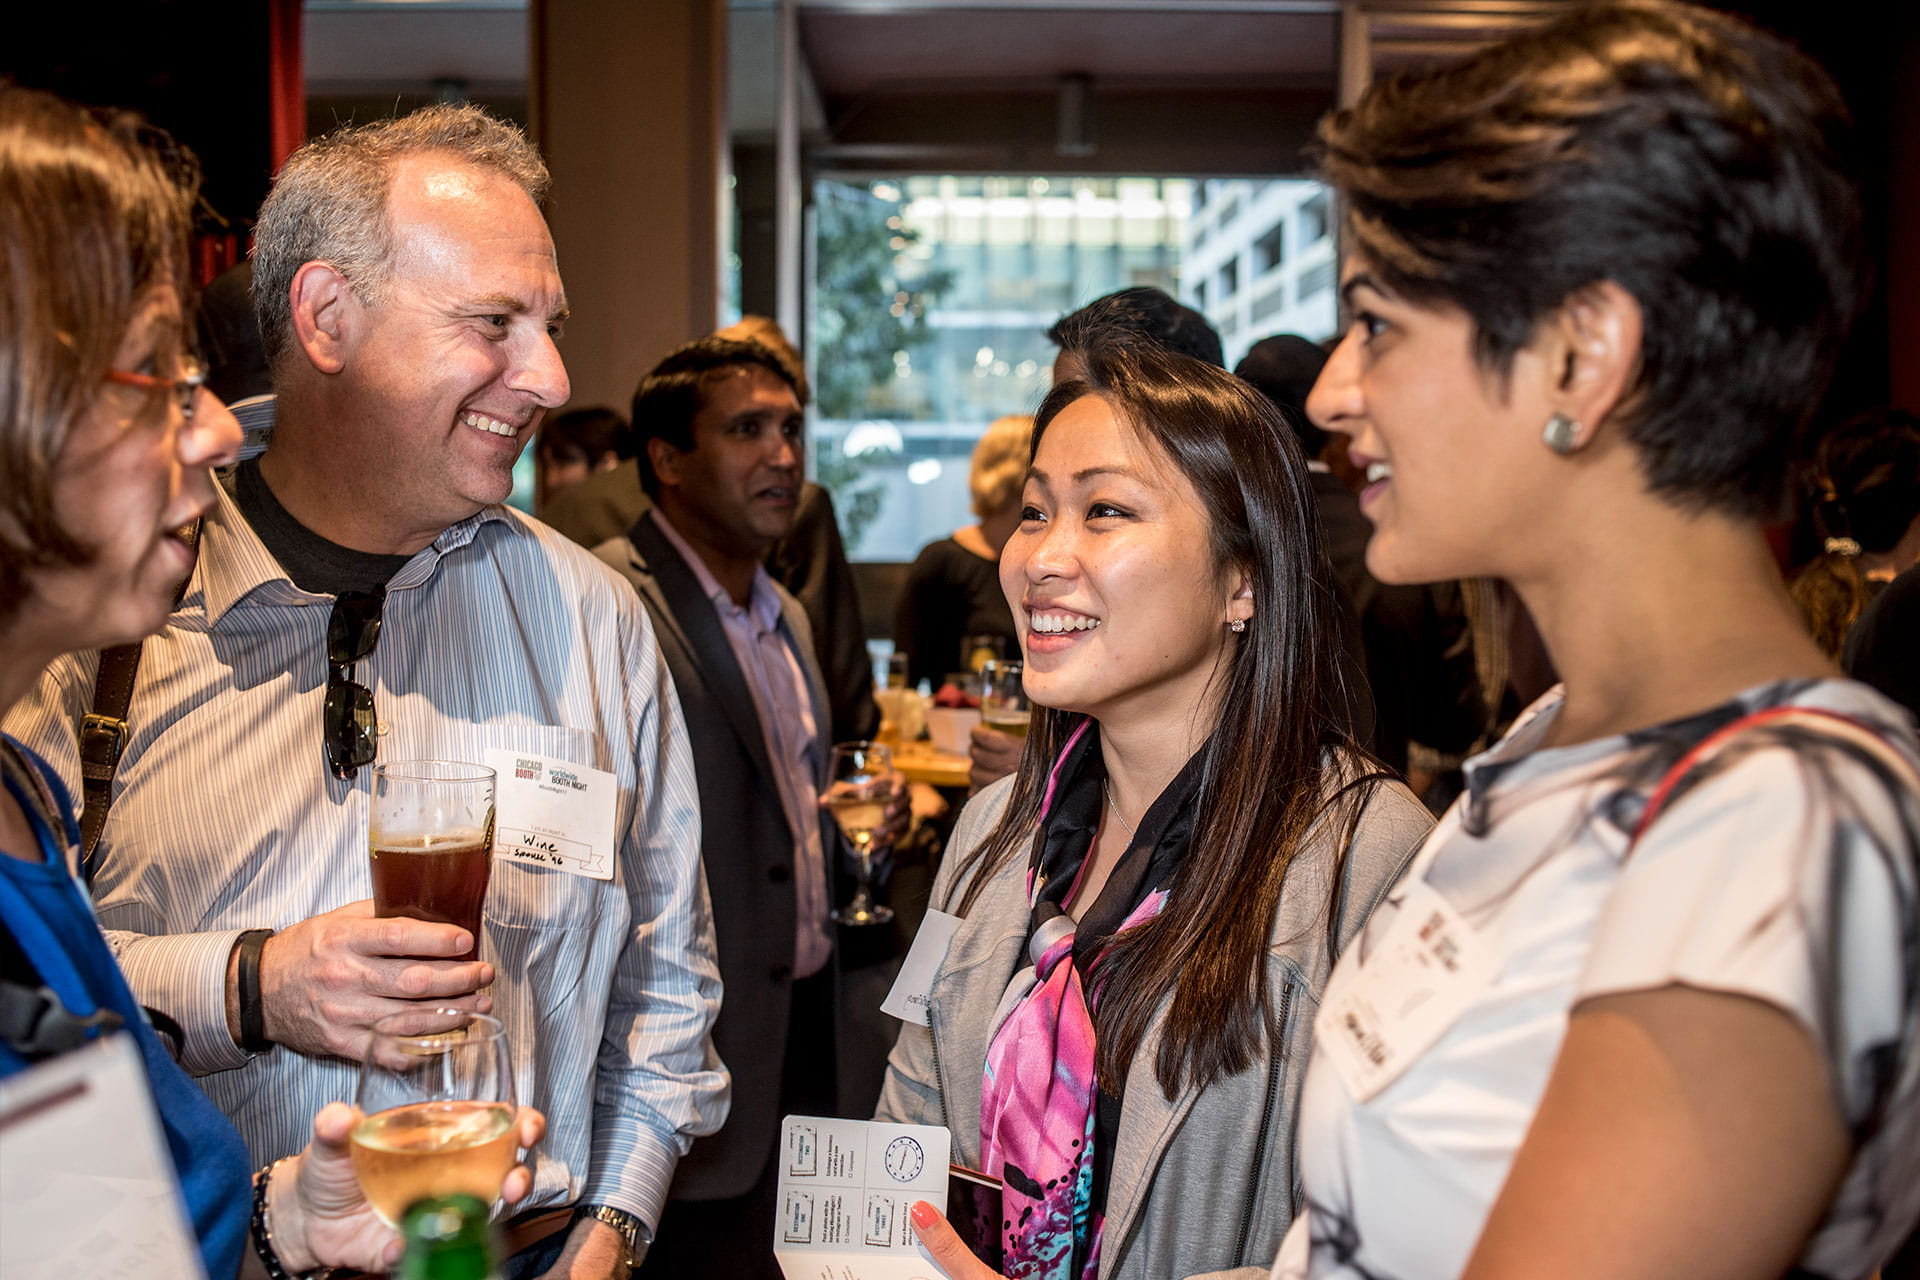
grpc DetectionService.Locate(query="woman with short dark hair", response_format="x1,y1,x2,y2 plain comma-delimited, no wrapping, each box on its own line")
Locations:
1265,4,1920,1278
880,340,1433,1280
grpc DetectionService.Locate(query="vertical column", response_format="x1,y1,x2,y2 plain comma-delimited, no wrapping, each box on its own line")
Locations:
533,0,727,411
774,0,804,343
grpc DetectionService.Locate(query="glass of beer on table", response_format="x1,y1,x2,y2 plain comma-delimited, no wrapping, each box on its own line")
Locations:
979,660,1030,740
353,1009,517,1225
370,761,496,962
963,632,1006,674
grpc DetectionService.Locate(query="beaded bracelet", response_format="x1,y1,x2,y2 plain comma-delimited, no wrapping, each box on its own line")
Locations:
249,1157,334,1280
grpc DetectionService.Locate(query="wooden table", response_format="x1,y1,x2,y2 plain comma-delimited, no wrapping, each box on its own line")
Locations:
893,740,971,789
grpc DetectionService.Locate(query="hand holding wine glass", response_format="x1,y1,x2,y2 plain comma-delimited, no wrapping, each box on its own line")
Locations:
351,1009,521,1228
825,741,895,927
260,1101,546,1275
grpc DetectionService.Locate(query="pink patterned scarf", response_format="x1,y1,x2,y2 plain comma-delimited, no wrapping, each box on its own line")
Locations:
977,721,1198,1279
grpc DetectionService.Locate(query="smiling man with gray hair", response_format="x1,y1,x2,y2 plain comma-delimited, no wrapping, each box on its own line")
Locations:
6,104,725,1280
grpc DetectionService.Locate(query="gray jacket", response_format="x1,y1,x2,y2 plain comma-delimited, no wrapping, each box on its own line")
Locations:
874,767,1432,1280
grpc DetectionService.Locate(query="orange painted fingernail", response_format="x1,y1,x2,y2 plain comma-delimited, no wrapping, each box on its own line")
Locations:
910,1201,937,1228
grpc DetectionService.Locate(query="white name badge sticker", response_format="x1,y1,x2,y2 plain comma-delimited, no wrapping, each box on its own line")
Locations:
881,909,963,1024
486,748,617,880
1314,877,1497,1103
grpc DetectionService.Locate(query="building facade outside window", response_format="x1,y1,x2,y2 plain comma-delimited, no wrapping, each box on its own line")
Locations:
811,174,1337,562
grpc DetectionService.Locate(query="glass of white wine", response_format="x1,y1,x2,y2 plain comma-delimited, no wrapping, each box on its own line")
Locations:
351,1009,517,1227
825,740,894,927
979,660,1030,740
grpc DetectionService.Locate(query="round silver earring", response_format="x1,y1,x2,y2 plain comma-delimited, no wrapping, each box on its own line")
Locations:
1229,618,1247,633
1542,412,1581,455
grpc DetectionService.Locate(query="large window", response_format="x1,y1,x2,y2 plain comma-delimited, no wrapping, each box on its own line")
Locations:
811,174,1336,562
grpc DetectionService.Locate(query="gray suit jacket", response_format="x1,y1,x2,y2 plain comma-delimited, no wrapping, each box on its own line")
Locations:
595,514,837,1200
875,767,1432,1279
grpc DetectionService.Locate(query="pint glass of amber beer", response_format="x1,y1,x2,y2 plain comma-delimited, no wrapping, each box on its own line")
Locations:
370,761,496,962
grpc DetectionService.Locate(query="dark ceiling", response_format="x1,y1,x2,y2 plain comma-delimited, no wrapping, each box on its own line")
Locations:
798,7,1337,96
302,0,1346,176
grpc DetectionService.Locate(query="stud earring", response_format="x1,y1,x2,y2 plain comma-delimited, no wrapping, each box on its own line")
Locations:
1229,618,1247,633
1542,412,1581,456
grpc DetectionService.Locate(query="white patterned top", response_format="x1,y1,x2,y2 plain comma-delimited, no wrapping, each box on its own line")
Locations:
1274,678,1920,1280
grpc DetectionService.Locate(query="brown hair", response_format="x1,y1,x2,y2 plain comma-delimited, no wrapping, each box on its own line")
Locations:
967,415,1032,520
952,340,1380,1099
1790,408,1920,655
715,315,812,405
0,86,196,627
1318,0,1862,521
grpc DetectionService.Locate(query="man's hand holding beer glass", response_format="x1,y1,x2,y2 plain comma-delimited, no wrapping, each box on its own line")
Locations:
251,761,532,1274
228,760,500,1060
233,903,495,1060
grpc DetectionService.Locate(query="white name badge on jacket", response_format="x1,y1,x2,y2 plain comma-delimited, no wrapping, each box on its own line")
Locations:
881,909,963,1024
1314,876,1497,1102
486,748,617,880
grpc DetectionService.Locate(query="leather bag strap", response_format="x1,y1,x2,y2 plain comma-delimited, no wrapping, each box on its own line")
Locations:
78,519,200,881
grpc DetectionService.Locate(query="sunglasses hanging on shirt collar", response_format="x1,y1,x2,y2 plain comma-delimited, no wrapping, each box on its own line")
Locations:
324,587,387,779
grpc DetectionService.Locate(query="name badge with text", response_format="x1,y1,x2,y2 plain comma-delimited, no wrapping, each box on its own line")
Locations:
486,748,617,880
1314,877,1497,1103
881,909,963,1024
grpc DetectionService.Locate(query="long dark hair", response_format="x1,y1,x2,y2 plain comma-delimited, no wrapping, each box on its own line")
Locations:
952,340,1380,1099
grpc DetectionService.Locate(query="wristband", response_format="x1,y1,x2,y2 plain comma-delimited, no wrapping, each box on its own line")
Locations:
236,929,274,1054
250,1158,334,1280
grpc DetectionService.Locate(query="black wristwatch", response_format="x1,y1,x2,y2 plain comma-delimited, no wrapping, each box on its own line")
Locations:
576,1203,644,1269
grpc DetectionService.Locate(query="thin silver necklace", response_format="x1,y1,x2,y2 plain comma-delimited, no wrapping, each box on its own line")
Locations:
1104,780,1137,843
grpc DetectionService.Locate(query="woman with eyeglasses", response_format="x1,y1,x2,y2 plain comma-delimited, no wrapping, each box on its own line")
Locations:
877,340,1434,1280
0,86,542,1278
1260,4,1920,1279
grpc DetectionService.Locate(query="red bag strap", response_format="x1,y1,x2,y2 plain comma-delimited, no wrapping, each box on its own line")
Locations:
1630,705,1920,856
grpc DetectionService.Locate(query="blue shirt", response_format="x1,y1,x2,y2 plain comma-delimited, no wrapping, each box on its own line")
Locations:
0,736,251,1280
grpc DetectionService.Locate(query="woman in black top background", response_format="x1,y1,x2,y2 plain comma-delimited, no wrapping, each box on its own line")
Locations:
894,414,1031,687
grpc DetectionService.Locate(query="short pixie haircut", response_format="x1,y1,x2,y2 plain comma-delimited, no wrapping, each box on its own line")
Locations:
630,337,803,497
252,104,549,369
0,87,195,626
1319,0,1863,520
